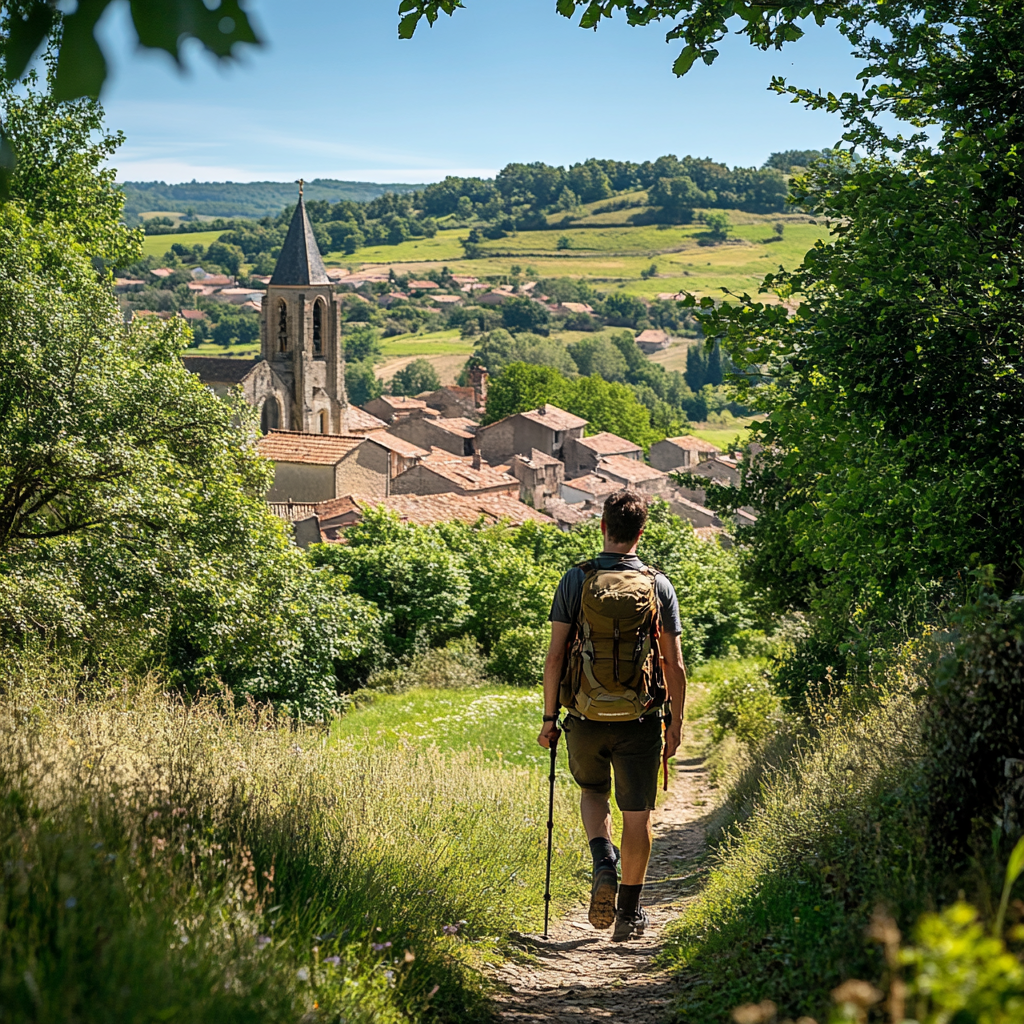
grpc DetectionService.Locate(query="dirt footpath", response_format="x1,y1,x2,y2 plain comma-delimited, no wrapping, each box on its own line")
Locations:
490,756,713,1023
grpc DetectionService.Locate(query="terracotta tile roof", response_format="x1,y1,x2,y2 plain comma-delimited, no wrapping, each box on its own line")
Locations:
518,404,588,431
346,406,389,432
417,451,518,491
257,430,365,465
151,268,174,278
543,498,597,526
514,448,563,469
661,434,721,453
598,455,667,484
325,492,552,530
562,474,620,498
182,356,259,384
373,396,427,412
367,433,429,458
443,416,479,433
576,431,643,456
268,501,322,522
179,308,206,320
636,329,670,344
432,294,462,304
557,301,594,314
407,279,439,289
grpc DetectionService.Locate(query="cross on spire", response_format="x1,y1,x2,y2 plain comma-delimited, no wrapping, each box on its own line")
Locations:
297,177,304,198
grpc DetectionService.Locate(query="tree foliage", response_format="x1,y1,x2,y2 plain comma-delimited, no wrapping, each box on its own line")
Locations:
694,0,1024,653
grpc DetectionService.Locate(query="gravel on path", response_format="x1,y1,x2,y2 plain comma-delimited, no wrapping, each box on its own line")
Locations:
489,754,714,1023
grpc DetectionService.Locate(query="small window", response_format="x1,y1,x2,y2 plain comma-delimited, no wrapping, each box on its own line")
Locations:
312,299,323,355
318,410,328,434
277,300,288,353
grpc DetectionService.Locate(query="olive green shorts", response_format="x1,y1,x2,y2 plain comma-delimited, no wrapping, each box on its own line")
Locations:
562,713,663,812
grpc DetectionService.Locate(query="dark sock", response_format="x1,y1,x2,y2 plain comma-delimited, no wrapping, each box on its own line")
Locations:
589,837,616,870
618,883,643,917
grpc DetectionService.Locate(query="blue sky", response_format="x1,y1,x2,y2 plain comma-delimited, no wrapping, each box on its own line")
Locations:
97,0,865,184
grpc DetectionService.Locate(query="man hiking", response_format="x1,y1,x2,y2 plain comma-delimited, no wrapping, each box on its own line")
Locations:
538,488,686,942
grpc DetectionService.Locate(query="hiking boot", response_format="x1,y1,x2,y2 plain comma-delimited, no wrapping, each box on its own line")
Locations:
611,907,649,942
588,861,618,929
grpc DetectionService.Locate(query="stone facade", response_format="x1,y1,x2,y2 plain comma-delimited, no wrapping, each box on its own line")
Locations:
509,449,564,507
181,195,349,436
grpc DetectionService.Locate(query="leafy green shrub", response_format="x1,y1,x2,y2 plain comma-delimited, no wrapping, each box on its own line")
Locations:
704,662,782,745
487,625,547,687
366,637,489,694
928,588,1024,847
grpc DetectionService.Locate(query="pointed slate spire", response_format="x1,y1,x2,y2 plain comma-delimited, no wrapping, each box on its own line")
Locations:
270,181,329,286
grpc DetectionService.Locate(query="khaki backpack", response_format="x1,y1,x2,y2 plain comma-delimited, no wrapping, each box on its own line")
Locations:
559,560,666,721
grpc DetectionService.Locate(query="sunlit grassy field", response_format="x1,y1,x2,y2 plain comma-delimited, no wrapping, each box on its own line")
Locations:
140,229,225,260
185,340,261,358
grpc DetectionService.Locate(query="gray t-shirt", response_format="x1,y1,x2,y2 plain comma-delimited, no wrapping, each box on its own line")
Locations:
549,554,682,635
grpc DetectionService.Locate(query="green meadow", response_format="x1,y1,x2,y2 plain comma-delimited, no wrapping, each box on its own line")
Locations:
140,229,226,260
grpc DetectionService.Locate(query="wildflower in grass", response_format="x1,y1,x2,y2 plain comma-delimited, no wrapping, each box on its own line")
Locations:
385,970,395,985
324,955,341,966
296,967,309,981
64,897,77,909
371,941,392,952
255,935,271,950
427,985,439,998
442,923,460,935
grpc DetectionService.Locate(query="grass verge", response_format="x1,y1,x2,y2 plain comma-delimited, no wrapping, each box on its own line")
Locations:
662,669,935,1023
0,661,587,1022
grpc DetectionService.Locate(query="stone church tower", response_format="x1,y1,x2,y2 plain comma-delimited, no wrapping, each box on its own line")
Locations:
256,187,348,434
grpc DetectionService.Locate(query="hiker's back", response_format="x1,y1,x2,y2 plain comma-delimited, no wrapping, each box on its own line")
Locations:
560,559,665,721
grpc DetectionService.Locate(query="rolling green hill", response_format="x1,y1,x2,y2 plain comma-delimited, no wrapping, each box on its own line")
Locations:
119,178,425,220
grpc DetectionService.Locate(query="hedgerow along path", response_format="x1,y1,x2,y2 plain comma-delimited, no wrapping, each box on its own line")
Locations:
488,751,713,1023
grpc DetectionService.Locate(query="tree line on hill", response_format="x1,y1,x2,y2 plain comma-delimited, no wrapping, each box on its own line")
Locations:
132,150,831,262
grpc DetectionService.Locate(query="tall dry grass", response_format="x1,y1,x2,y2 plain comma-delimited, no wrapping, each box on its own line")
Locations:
0,660,586,1023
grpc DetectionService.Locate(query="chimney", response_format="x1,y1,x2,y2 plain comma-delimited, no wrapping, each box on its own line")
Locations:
470,365,489,407
471,452,482,470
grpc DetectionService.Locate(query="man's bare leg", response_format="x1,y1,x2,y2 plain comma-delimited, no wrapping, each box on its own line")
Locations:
580,789,612,841
619,810,652,885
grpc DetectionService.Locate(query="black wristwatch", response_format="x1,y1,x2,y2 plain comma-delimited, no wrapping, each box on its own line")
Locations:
542,714,559,722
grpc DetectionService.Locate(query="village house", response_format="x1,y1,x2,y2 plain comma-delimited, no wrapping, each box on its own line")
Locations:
474,404,587,464
391,450,519,499
634,329,673,354
355,431,427,480
275,492,554,546
114,277,145,292
595,454,669,495
690,454,742,487
150,267,174,280
562,431,643,479
648,434,721,472
477,291,510,306
386,409,476,457
215,287,266,305
360,394,436,424
420,367,488,420
508,449,565,508
190,271,235,287
555,301,595,316
257,431,399,502
560,472,621,506
542,497,600,532
377,292,409,308
407,279,439,292
179,308,205,324
345,406,389,432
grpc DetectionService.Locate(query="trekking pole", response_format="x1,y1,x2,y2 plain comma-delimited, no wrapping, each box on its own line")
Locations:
662,702,672,792
543,726,559,939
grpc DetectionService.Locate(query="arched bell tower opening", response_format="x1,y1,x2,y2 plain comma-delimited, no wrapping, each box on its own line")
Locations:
313,299,324,356
277,300,288,352
260,396,281,434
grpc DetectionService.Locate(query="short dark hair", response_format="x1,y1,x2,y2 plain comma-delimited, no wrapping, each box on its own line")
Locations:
603,488,649,544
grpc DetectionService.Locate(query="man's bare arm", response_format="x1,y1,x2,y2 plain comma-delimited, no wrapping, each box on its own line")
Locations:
537,621,571,749
657,630,687,758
